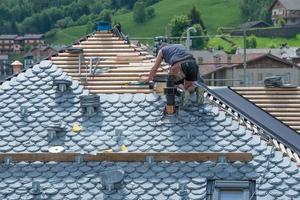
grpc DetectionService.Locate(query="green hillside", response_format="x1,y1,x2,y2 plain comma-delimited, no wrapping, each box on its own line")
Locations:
208,34,300,52
114,0,243,37
48,0,243,44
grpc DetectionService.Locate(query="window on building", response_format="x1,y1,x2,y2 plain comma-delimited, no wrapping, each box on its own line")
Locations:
206,180,256,200
258,73,263,82
284,73,290,84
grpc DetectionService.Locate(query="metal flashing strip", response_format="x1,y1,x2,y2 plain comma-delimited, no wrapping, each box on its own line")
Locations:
200,83,300,155
0,152,252,163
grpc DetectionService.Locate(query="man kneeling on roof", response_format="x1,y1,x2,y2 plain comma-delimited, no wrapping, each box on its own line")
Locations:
142,43,203,102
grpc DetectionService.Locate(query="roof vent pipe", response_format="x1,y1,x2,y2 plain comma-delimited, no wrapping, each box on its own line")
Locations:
53,79,72,93
179,182,188,199
80,95,100,116
46,122,65,141
101,169,125,194
4,156,12,166
20,106,28,117
164,75,176,115
30,181,42,195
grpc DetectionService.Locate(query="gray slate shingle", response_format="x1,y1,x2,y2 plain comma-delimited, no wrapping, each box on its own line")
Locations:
0,61,299,199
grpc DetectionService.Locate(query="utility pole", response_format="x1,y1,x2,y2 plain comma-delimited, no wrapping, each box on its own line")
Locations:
243,27,247,86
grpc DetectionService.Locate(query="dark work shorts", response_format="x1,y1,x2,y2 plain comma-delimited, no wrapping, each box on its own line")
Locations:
174,59,199,85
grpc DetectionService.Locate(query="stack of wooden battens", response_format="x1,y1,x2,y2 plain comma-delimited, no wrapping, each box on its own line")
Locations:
234,87,300,133
51,31,167,94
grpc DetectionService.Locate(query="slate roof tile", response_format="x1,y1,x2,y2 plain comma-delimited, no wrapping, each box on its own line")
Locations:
0,61,299,199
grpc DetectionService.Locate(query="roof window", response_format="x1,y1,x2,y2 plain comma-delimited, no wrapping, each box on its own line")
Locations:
206,180,256,200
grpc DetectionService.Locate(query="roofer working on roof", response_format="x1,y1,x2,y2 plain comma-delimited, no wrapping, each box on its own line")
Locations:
143,44,199,93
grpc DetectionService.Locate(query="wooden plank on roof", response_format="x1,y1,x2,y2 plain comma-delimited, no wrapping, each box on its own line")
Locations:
87,37,120,41
83,49,135,52
251,99,300,103
262,108,300,112
52,56,146,62
233,87,300,91
256,104,300,108
57,52,142,57
66,72,166,77
237,91,300,95
63,68,160,73
0,152,253,163
73,45,131,49
81,41,126,45
52,60,131,65
268,112,300,117
89,89,153,93
85,85,150,90
242,95,300,99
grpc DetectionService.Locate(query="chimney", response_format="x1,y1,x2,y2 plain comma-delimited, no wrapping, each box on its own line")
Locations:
164,75,176,115
214,55,221,67
11,60,23,74
227,55,232,64
197,57,203,64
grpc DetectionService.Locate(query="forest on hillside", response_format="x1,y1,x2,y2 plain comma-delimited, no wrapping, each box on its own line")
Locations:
0,0,274,35
241,0,274,23
0,0,159,34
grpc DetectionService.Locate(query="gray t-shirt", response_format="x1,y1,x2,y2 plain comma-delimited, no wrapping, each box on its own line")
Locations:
161,44,194,66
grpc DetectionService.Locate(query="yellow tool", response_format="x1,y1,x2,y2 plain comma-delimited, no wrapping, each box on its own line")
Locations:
72,124,82,133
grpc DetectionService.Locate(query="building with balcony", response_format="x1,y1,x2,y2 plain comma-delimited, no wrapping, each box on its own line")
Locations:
271,0,300,26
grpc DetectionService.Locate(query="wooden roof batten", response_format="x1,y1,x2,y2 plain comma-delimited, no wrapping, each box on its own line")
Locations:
51,30,165,94
234,87,300,133
0,152,253,163
200,84,300,166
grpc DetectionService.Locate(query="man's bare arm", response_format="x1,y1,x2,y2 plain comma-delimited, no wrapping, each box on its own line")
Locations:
147,50,164,82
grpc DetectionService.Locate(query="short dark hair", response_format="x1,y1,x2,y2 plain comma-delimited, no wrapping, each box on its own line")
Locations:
158,43,168,51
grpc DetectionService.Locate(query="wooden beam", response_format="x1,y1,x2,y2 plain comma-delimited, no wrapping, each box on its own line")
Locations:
0,152,252,163
89,89,153,94
233,87,300,91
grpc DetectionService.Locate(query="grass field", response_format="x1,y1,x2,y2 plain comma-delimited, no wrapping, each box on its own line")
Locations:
47,0,299,50
48,0,243,44
114,0,243,37
208,34,300,51
49,25,89,45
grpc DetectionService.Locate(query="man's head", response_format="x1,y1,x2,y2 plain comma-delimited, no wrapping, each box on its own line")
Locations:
158,42,168,51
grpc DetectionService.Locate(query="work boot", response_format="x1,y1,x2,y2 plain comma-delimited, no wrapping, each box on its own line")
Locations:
196,86,205,105
182,90,190,108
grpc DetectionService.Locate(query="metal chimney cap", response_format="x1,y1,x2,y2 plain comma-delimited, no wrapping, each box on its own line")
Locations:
53,79,72,86
101,168,125,188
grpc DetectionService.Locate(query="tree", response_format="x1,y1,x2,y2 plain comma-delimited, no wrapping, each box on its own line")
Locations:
99,9,112,22
170,15,190,37
146,7,155,19
55,17,74,29
133,1,146,23
246,35,257,48
241,0,273,22
277,17,286,27
188,6,206,31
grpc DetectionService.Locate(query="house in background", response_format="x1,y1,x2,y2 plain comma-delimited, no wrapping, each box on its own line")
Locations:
24,45,66,68
271,0,300,26
200,53,297,86
239,21,271,29
0,34,45,53
236,47,300,66
0,54,11,80
190,50,227,65
0,35,18,53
